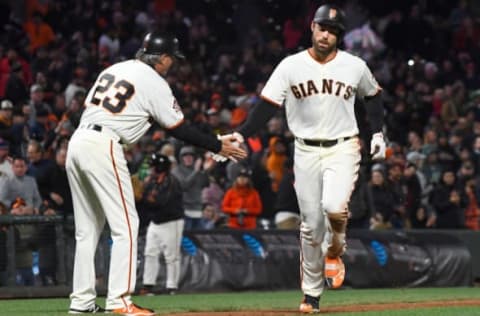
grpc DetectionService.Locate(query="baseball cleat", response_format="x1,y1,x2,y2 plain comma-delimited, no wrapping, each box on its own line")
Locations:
299,294,320,314
68,304,105,314
325,256,345,289
108,303,155,316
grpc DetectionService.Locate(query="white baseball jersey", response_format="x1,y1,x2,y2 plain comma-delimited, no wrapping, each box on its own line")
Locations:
261,49,380,140
81,60,184,144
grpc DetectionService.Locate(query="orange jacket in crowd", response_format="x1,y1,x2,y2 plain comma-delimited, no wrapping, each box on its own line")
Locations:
222,185,262,229
23,17,55,54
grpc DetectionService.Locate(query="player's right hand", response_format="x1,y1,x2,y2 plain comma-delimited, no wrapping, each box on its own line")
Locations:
370,132,386,160
217,133,247,162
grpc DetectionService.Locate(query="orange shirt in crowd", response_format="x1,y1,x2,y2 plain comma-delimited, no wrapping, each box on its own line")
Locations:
23,19,55,54
222,185,262,229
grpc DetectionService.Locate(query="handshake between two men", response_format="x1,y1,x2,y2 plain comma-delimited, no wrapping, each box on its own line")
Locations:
213,131,387,163
213,132,246,162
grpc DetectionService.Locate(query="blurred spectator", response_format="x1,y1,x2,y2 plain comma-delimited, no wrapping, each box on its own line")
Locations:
23,11,56,54
430,169,466,229
26,139,54,199
5,62,29,105
171,145,211,230
0,156,42,285
0,99,14,142
383,10,406,54
420,150,442,187
0,48,32,99
64,66,88,109
452,16,480,52
344,22,385,62
410,203,437,228
200,202,226,230
265,136,288,193
282,15,305,52
27,84,52,129
0,138,13,178
436,133,460,171
0,156,42,211
201,159,225,216
42,147,71,233
221,168,262,229
230,94,254,129
250,150,276,221
386,163,407,228
348,167,371,229
367,168,399,230
464,178,480,230
402,162,423,227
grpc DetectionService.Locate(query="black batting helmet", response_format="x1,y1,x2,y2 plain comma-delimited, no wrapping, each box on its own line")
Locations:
136,32,185,65
150,153,172,173
313,4,346,37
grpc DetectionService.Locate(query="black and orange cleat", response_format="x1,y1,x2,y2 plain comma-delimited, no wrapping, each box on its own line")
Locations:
325,256,345,289
299,294,320,314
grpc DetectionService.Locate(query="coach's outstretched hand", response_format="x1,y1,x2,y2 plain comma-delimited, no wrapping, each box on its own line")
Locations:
215,132,246,162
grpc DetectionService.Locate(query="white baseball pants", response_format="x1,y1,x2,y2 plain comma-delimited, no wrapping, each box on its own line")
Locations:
67,128,139,310
293,137,361,297
142,219,184,289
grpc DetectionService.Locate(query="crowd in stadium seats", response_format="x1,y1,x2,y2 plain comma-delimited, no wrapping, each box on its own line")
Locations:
1,0,480,286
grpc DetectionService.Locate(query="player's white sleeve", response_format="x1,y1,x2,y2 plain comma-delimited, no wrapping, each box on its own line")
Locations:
147,83,184,128
260,59,289,106
357,63,381,98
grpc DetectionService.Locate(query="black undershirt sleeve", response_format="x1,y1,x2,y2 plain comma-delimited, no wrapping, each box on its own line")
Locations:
168,122,222,153
237,99,279,138
364,92,384,134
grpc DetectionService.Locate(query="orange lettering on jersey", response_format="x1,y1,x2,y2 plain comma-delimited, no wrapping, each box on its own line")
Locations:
322,79,333,94
306,80,319,96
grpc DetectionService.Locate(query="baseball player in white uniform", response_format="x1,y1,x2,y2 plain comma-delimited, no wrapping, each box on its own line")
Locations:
66,32,246,315
233,4,386,313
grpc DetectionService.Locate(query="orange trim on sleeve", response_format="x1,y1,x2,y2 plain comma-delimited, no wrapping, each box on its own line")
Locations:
260,95,282,107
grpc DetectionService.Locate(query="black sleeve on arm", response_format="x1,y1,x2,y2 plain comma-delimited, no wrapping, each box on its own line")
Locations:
364,91,384,134
168,122,222,153
237,99,279,138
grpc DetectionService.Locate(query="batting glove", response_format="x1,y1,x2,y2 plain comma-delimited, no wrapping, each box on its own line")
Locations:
370,132,386,160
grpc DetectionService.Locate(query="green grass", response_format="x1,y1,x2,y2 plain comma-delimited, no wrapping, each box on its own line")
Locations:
1,287,480,315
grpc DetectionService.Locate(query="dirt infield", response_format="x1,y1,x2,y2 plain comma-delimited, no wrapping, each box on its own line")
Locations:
170,299,480,315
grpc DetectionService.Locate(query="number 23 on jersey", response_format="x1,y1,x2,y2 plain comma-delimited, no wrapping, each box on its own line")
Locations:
88,73,135,113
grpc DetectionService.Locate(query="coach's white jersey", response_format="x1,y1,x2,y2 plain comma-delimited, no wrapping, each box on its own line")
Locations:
261,49,380,140
81,60,184,144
